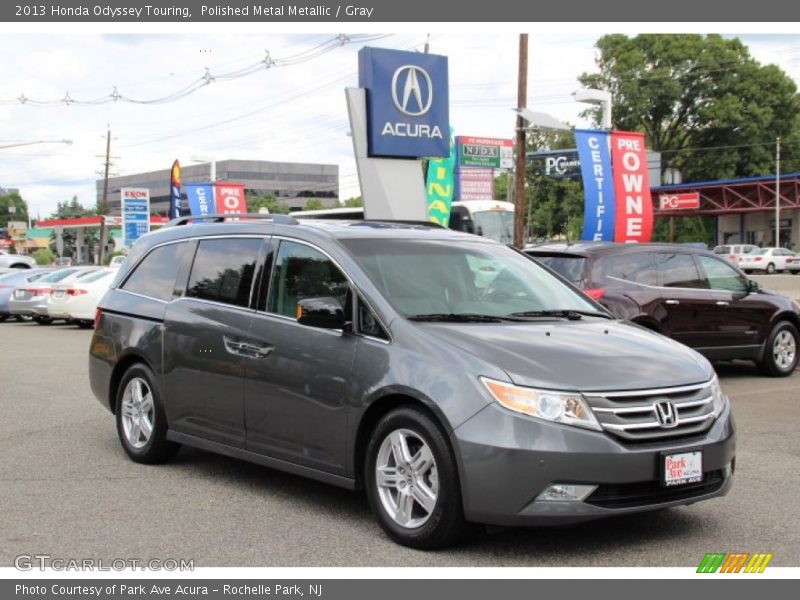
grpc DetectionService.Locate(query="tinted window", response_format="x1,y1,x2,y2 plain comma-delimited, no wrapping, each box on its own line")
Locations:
533,255,587,284
82,270,113,283
267,241,349,318
597,253,657,286
695,255,747,293
123,243,186,301
713,246,730,255
187,238,261,308
656,253,708,289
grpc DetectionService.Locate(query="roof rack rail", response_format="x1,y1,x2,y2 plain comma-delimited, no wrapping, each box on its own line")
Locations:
166,213,298,227
350,219,445,229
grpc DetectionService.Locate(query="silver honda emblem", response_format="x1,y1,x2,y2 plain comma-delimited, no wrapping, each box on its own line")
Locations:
391,65,433,116
654,401,678,428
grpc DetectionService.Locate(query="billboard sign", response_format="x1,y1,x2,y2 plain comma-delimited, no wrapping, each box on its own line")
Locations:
527,149,582,179
456,168,494,201
659,192,700,211
457,136,513,169
121,188,150,247
611,132,654,243
358,47,449,158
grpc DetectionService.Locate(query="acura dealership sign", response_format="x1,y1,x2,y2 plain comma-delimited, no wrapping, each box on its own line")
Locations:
358,47,449,158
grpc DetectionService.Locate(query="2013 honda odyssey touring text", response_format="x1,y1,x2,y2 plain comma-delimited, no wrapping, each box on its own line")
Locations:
89,215,735,549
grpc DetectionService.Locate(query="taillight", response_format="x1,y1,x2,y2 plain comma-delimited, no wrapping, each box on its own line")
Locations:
94,308,103,328
729,255,736,260
754,257,763,262
584,288,606,300
29,287,51,295
67,289,88,296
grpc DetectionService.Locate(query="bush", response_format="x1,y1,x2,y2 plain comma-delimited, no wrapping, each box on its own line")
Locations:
103,250,126,266
32,248,55,266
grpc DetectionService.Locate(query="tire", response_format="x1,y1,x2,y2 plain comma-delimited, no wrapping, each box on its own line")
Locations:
758,321,799,377
10,264,31,269
766,263,776,274
0,315,7,323
77,320,94,329
744,269,753,274
364,406,468,549
34,316,52,325
115,363,180,464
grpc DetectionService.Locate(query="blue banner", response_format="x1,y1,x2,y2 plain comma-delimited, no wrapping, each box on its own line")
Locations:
185,184,214,216
575,129,615,241
169,160,183,219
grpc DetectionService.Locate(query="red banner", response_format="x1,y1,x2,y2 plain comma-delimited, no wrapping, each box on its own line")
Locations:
611,132,653,242
214,183,247,215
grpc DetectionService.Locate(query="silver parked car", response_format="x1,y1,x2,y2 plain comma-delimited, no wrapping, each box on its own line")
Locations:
9,267,100,324
90,215,735,549
0,249,36,269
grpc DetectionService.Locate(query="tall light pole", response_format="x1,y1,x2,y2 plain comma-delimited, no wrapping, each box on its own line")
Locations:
775,137,781,247
191,156,217,183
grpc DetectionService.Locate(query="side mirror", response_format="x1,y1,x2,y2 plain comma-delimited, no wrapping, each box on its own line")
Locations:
747,279,760,294
296,297,346,329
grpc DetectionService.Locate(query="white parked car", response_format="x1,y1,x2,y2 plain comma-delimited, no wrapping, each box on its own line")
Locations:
786,251,800,275
47,269,114,327
712,244,759,265
738,247,796,274
0,249,35,269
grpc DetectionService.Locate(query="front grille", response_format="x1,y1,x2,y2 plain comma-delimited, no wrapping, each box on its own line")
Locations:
585,469,726,509
585,382,716,443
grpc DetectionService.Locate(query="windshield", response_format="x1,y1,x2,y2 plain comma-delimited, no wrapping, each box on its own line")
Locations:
81,270,112,283
40,268,79,283
472,210,514,244
531,255,587,284
341,239,599,318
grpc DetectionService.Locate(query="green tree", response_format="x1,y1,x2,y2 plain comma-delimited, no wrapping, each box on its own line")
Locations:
579,34,800,181
0,192,29,228
48,196,96,258
245,194,291,215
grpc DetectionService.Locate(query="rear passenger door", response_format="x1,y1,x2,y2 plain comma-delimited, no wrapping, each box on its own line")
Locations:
163,236,265,448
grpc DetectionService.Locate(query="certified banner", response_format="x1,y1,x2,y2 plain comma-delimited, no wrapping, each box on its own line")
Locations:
169,159,182,219
575,130,615,241
215,183,247,215
611,131,654,243
426,129,456,226
185,184,215,216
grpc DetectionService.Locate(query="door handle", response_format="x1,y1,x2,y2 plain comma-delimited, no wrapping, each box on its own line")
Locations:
716,300,730,306
223,336,274,359
665,299,680,305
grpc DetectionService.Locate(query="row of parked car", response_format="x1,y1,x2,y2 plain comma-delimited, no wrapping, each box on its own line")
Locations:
0,264,120,327
712,244,800,274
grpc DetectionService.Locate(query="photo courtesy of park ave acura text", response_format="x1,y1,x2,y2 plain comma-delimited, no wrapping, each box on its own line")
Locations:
0,14,798,574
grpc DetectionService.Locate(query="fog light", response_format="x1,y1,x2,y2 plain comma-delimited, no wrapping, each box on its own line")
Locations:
536,483,598,502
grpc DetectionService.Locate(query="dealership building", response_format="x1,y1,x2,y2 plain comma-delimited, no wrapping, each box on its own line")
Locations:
98,159,339,215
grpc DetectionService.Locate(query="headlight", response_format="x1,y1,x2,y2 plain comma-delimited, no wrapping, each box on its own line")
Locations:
480,377,601,431
710,376,728,418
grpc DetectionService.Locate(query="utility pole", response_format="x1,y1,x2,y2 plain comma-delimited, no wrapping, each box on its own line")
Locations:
513,33,528,249
775,137,781,247
97,127,112,264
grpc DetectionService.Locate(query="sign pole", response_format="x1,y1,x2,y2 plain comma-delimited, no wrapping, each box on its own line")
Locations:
513,33,528,249
775,137,781,247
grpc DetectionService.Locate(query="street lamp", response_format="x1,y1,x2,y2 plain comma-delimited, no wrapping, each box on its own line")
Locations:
0,139,73,150
574,88,612,130
190,155,217,183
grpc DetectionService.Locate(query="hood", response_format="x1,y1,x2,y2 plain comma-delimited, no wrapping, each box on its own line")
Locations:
419,318,712,391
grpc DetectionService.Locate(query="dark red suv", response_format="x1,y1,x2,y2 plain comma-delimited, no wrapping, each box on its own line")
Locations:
525,242,800,376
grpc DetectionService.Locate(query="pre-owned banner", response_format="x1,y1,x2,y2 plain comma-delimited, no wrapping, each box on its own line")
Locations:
215,183,247,215
611,131,654,243
185,184,215,216
426,129,456,226
575,130,616,241
169,160,182,219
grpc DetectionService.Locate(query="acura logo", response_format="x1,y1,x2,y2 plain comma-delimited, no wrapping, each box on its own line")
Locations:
654,401,679,428
391,65,433,116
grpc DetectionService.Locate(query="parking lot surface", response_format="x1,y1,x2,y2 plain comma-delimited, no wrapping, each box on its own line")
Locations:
0,321,798,567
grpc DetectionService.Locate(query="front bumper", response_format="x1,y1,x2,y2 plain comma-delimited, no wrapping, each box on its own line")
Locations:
452,402,735,526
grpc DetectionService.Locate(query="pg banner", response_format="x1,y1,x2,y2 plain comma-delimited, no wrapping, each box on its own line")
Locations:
214,183,247,215
611,131,654,243
575,129,615,241
185,184,214,216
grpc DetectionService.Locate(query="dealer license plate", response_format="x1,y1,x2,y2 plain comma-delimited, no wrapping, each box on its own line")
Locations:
663,451,703,487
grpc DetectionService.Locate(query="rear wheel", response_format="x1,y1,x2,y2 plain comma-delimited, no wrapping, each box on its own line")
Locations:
115,363,180,464
77,320,93,329
33,316,52,325
766,262,776,274
759,321,799,377
365,407,468,549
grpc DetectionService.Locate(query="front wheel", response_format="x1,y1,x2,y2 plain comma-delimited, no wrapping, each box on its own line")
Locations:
759,321,799,377
115,363,180,464
364,407,468,549
34,316,52,325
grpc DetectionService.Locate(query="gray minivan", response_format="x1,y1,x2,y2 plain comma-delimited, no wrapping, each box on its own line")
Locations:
89,215,735,549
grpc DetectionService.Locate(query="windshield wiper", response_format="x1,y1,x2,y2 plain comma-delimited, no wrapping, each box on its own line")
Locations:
508,309,612,320
408,313,526,323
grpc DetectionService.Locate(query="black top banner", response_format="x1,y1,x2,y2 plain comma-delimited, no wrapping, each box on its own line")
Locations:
2,0,800,22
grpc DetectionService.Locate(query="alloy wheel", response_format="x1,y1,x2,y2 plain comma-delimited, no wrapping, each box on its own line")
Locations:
773,330,797,370
120,377,155,449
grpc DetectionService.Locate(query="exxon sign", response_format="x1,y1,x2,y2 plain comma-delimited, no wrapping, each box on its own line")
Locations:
359,47,449,158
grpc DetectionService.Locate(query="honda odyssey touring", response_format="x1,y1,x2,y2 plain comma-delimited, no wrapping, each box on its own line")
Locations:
90,215,735,549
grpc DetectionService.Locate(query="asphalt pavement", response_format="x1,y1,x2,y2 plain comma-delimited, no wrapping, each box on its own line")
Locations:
0,321,798,567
